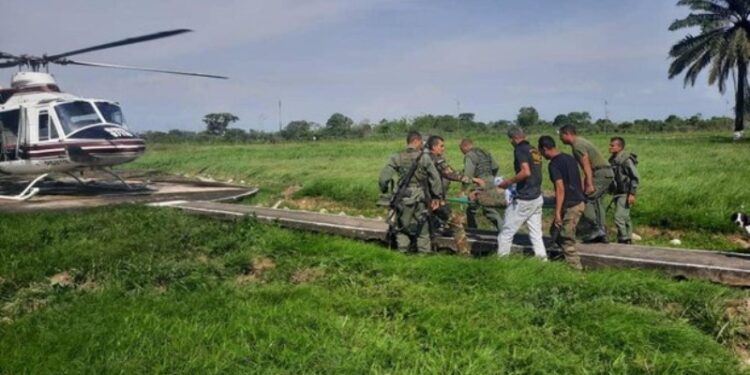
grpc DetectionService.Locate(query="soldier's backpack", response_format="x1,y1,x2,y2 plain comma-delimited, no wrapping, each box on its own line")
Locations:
610,152,638,194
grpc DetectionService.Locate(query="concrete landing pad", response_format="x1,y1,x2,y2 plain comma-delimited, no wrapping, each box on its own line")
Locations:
0,173,258,213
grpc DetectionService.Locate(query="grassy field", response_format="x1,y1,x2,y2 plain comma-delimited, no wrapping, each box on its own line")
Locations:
1,207,749,374
130,131,750,250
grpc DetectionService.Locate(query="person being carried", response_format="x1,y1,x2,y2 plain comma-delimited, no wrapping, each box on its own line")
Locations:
496,127,547,260
538,136,585,270
460,138,503,231
426,135,471,255
608,136,640,245
558,125,613,243
378,131,442,254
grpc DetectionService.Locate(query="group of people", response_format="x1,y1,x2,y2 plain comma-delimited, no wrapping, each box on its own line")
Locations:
378,125,640,269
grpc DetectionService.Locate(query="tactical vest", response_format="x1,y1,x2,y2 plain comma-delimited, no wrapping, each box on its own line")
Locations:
467,148,495,178
397,148,427,187
610,152,638,194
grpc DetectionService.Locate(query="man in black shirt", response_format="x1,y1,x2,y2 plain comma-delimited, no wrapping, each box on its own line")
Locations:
496,127,546,259
538,136,585,270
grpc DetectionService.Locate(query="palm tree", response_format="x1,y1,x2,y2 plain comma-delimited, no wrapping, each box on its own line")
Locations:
668,0,750,139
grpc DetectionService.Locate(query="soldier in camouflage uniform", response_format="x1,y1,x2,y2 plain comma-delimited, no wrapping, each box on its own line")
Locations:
379,131,443,253
558,125,614,243
426,135,471,255
459,138,503,231
608,137,640,244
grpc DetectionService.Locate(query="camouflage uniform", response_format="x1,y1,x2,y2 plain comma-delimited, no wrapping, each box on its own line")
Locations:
429,152,471,255
463,147,503,231
570,137,614,240
558,202,585,270
609,151,640,243
379,147,442,253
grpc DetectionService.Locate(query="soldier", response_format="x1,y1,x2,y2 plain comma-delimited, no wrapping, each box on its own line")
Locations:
538,136,585,270
608,136,640,244
379,131,443,253
558,125,613,243
425,135,471,255
460,138,503,231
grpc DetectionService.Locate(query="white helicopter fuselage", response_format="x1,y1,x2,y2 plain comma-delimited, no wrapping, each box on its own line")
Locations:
0,72,145,176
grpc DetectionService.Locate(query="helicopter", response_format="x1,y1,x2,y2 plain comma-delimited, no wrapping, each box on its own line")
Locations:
0,29,226,200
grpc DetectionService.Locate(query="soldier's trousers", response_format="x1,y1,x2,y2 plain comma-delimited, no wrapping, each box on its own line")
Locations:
558,202,585,270
397,202,431,253
466,204,503,232
612,194,632,242
579,168,614,239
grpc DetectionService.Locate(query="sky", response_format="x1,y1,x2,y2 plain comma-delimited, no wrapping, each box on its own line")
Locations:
0,0,734,132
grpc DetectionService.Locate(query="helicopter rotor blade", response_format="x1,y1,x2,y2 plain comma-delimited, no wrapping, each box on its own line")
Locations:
45,29,193,61
0,51,20,68
58,59,228,79
0,51,19,59
0,60,20,68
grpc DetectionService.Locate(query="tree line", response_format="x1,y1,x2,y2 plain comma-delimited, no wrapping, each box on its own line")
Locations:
141,108,733,143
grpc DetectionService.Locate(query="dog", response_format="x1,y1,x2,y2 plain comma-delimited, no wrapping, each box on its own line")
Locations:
731,212,750,238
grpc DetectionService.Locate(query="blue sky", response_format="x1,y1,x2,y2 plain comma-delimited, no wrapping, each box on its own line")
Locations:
0,0,732,132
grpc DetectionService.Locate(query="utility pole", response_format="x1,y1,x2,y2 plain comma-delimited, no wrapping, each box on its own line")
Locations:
258,113,266,131
604,99,610,121
278,99,283,132
456,99,461,129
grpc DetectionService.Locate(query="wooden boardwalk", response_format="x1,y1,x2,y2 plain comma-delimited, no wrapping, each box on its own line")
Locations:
166,201,750,287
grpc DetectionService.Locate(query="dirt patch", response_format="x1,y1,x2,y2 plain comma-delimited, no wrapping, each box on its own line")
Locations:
252,256,276,275
291,267,325,284
726,298,750,366
285,196,353,215
729,235,750,250
49,272,74,288
235,256,276,285
78,279,99,292
283,185,302,200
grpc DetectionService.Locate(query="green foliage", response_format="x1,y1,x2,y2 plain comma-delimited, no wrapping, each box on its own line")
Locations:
516,106,540,127
0,207,747,373
323,113,354,138
281,120,316,140
669,0,750,132
203,112,240,136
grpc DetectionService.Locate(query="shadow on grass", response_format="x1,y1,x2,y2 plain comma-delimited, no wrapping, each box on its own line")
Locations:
707,135,750,144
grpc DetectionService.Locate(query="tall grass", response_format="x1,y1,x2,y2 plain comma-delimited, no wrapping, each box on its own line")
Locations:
1,207,748,373
129,132,750,247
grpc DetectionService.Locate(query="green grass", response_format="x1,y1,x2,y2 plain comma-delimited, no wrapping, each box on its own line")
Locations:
129,132,750,248
1,206,749,374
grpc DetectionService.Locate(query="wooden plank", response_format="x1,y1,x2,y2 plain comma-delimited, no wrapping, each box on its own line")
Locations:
169,201,750,287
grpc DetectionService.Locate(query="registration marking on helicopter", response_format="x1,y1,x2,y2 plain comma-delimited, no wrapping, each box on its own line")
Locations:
28,148,66,154
80,145,145,150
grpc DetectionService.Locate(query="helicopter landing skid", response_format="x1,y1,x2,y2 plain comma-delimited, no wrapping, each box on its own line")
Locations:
63,169,148,192
0,173,49,201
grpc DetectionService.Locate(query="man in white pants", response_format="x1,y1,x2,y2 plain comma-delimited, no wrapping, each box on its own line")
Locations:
496,127,547,259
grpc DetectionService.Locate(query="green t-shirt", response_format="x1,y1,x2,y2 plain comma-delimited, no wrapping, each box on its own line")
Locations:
571,137,608,169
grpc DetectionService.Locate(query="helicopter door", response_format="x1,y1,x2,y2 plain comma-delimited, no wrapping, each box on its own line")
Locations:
0,108,20,161
37,110,60,142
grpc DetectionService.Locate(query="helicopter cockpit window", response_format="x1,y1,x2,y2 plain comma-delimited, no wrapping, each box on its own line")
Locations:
95,102,127,126
55,101,103,134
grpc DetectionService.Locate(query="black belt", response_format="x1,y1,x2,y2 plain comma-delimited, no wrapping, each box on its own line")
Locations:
594,166,611,171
